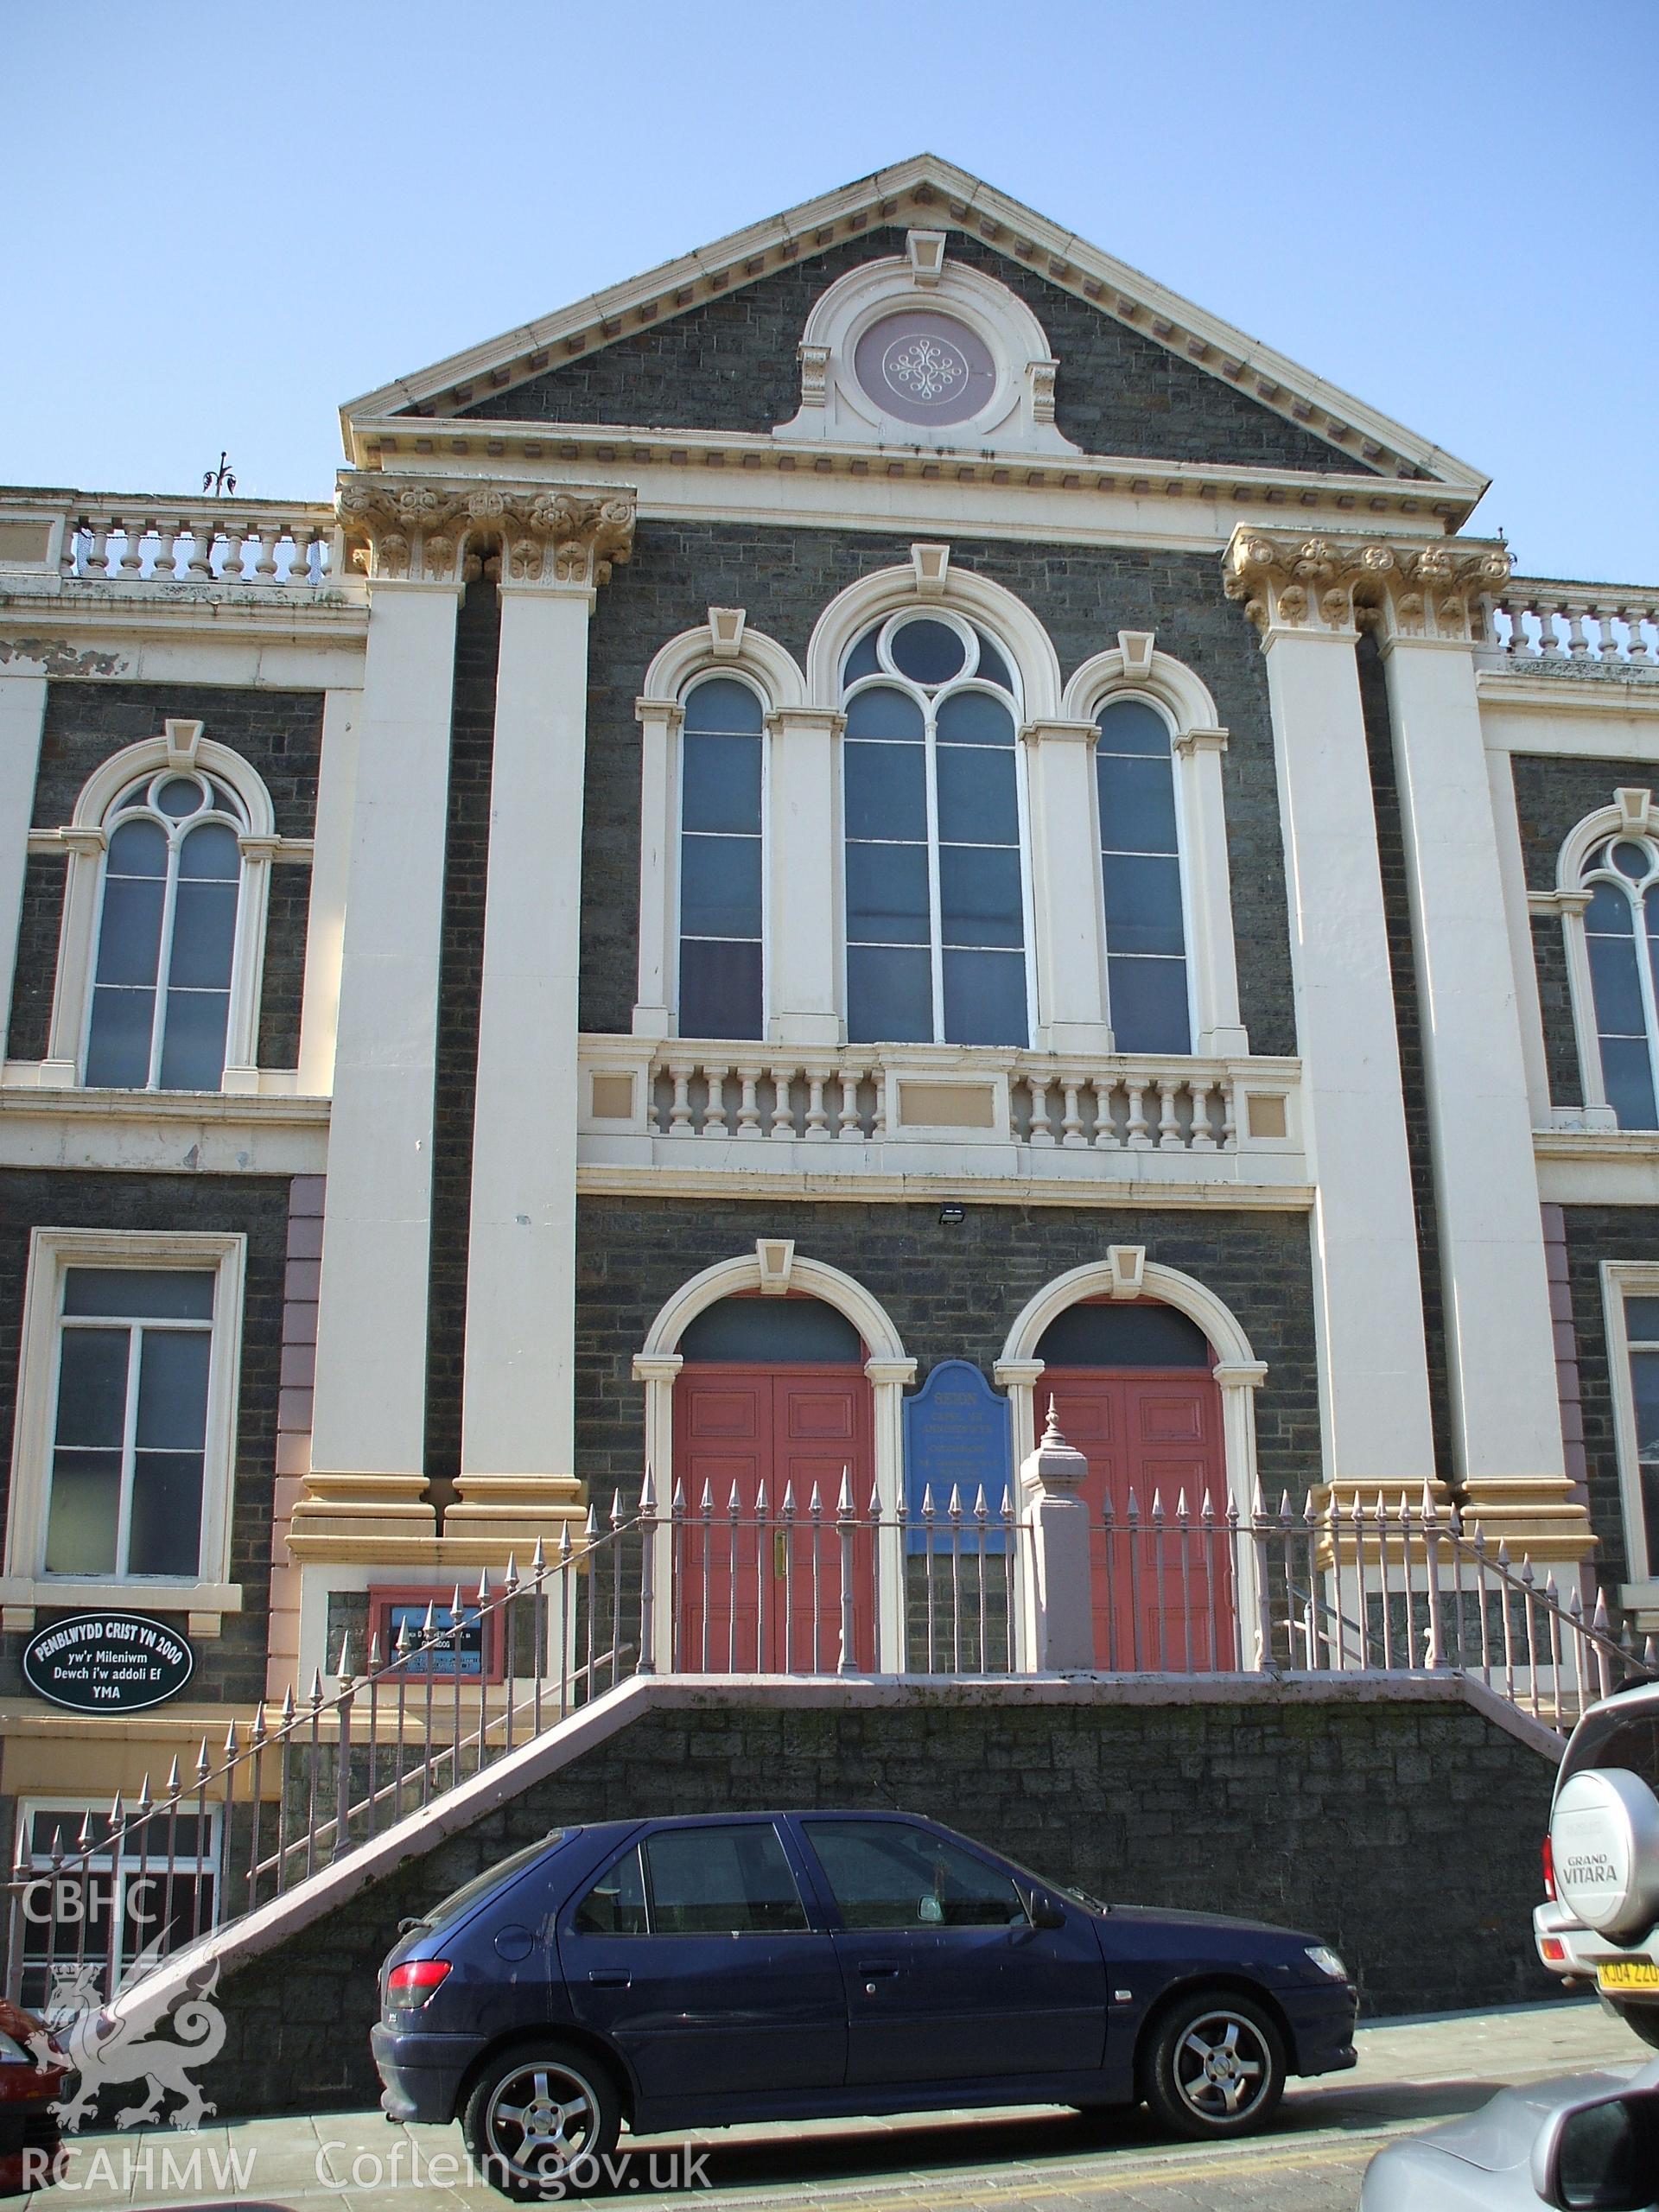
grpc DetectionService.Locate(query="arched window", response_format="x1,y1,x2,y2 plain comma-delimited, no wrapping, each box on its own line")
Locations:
1580,833,1659,1128
1095,699,1191,1054
86,766,250,1090
677,672,765,1035
677,677,765,1040
841,611,1029,1046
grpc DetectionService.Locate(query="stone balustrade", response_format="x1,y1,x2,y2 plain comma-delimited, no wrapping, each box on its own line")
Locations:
0,490,338,592
579,1038,1306,1185
1486,579,1659,669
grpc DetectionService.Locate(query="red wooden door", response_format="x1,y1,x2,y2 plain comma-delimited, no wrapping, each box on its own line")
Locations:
673,1364,875,1673
1036,1369,1235,1672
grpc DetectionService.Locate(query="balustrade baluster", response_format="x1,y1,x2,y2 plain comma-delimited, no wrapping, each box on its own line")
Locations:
184,523,215,582
1627,607,1655,666
804,1071,830,1138
1091,1077,1120,1148
703,1065,728,1135
1565,605,1591,658
218,524,247,584
1027,1074,1054,1146
252,524,280,584
1220,1082,1238,1152
768,1065,796,1138
1541,603,1568,658
1190,1082,1217,1149
734,1065,763,1136
1157,1081,1181,1148
1125,1082,1151,1149
666,1063,694,1135
836,1069,862,1141
82,523,110,580
1060,1076,1085,1148
116,518,146,579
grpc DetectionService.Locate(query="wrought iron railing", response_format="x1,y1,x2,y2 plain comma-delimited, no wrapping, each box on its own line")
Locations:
5,1477,1653,2010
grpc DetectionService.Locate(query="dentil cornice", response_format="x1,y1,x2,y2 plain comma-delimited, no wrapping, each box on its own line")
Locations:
1222,525,1512,645
335,475,636,590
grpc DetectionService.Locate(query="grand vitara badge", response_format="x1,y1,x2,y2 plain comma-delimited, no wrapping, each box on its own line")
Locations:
22,1612,194,1713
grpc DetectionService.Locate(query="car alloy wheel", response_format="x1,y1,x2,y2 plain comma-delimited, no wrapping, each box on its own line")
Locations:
1144,1992,1286,2139
462,2044,620,2202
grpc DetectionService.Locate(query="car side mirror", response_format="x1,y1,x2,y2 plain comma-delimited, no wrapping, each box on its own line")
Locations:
1019,1887,1066,1930
1533,2084,1659,2210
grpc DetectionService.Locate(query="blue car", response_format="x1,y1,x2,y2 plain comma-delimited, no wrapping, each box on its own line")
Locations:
372,1811,1357,2200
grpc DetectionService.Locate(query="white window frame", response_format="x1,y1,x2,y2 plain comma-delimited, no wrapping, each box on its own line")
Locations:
1555,794,1659,1129
32,721,282,1096
839,607,1038,1049
1062,639,1248,1057
14,1795,222,2004
1599,1259,1659,1600
672,671,772,1044
0,1227,246,1628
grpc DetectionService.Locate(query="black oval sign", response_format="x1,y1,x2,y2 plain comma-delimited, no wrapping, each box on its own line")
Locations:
22,1612,194,1713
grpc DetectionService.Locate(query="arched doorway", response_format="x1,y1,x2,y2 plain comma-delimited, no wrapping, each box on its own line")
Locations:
671,1294,876,1671
1033,1300,1235,1671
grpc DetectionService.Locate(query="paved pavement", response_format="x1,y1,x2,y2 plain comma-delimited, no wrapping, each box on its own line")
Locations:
28,1999,1652,2212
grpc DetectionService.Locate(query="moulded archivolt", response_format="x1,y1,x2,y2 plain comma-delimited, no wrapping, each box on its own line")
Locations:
774,242,1082,459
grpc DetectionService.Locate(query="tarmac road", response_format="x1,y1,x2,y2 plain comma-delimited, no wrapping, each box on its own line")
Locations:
32,1999,1649,2212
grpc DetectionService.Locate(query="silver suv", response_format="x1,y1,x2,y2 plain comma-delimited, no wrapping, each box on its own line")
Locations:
1535,1678,1659,2050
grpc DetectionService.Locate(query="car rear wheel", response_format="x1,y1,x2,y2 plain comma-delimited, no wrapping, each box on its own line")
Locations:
1142,1991,1286,2140
1610,1998,1659,2052
462,2041,621,2202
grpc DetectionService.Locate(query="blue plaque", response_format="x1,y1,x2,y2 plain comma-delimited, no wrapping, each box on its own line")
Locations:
902,1360,1014,1553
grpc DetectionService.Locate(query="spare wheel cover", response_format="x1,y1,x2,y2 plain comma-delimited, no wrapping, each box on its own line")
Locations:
1552,1768,1659,1942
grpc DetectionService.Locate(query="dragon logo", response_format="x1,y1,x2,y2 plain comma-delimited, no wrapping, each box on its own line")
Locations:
32,1942,226,2133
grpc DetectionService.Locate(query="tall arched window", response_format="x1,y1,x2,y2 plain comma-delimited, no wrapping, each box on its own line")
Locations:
842,611,1029,1046
86,767,249,1090
1095,698,1191,1054
677,677,765,1039
1580,834,1659,1128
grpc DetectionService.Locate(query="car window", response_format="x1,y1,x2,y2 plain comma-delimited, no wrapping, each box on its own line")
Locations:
573,1845,648,1936
1567,1710,1659,1790
804,1820,1027,1930
642,1824,809,1936
418,1830,575,1936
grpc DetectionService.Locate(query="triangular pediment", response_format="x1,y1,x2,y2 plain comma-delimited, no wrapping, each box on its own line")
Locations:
340,154,1486,499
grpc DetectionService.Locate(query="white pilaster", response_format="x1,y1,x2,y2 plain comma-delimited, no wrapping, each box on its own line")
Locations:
0,675,47,1040
631,699,680,1041
1022,719,1112,1054
767,707,844,1048
458,581,593,1486
1174,727,1249,1055
1260,622,1438,1491
296,688,362,1096
306,578,461,1499
1380,630,1567,1494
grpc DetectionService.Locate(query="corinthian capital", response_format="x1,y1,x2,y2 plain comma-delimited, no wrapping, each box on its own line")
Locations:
336,475,636,592
498,488,636,593
1222,525,1511,646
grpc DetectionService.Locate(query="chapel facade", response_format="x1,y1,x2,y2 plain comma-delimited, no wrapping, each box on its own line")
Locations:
1,156,1656,1939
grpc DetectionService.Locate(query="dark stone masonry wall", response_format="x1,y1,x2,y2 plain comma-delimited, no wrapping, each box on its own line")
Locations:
0,1170,291,1706
5,682,323,1069
1510,753,1659,1115
580,525,1297,1058
460,227,1376,477
1560,1204,1659,1586
198,1684,1558,2117
575,1196,1319,1505
423,581,501,1503
1357,636,1453,1484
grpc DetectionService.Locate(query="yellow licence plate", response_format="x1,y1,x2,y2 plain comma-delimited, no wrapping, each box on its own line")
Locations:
1598,1960,1659,1991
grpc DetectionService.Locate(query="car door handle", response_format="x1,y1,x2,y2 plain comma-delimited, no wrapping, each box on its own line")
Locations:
587,1971,631,1988
855,1961,900,1978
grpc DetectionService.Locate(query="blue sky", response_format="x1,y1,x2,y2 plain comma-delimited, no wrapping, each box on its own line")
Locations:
10,2,1655,583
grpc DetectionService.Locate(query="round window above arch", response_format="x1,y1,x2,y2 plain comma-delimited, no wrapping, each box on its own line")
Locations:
775,238,1081,459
